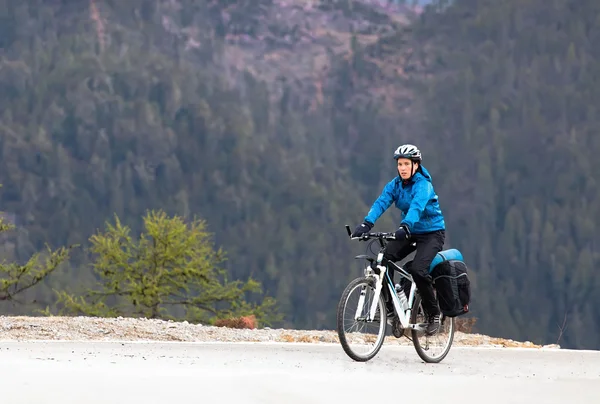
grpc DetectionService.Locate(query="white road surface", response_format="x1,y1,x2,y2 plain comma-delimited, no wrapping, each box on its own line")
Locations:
1,341,599,404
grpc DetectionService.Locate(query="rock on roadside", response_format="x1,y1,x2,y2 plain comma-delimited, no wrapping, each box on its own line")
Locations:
0,316,560,349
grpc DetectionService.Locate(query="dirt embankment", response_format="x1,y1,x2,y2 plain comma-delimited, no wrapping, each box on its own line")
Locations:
0,316,560,349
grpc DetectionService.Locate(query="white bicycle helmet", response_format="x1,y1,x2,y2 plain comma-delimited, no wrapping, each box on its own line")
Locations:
393,144,422,161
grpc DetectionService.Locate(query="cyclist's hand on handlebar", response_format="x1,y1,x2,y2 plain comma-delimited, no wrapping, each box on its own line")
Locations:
394,224,410,240
351,221,373,238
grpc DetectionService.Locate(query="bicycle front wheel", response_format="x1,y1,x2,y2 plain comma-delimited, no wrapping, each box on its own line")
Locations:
410,293,455,363
336,277,387,362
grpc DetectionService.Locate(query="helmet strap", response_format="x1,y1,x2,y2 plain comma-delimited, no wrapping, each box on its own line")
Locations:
407,161,416,183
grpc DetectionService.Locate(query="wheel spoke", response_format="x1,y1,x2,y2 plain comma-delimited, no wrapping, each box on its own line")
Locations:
411,294,455,363
337,277,387,362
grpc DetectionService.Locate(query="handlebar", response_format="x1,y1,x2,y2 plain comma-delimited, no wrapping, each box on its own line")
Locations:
345,225,396,241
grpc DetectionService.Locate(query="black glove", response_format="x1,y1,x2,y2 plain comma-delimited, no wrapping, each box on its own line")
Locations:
394,224,410,240
352,221,373,238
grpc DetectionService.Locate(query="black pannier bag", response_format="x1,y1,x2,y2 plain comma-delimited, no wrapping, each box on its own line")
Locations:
430,259,471,317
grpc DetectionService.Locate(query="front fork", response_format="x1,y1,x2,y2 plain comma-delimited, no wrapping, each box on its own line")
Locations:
366,252,386,321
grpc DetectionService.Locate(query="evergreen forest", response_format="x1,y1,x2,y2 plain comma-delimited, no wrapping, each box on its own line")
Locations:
0,0,598,350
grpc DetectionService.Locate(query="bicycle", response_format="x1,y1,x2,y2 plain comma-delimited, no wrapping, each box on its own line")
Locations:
336,225,455,363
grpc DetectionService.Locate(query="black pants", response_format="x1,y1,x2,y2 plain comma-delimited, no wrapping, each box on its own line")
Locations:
383,230,445,317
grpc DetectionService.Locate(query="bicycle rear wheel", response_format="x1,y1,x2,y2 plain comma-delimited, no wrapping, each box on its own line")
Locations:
410,293,455,363
336,277,387,362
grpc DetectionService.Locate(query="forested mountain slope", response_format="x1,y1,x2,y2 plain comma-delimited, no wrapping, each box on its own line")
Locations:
407,0,600,349
0,0,598,349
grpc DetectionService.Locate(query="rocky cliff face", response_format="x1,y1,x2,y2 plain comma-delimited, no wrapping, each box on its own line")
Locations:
150,0,423,110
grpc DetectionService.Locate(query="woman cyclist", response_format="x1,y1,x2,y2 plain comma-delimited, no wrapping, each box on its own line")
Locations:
351,144,445,335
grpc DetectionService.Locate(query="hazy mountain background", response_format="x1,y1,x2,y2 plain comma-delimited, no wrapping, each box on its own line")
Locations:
0,0,598,350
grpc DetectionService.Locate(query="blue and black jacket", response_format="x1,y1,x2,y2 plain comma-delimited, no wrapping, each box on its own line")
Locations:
364,166,445,234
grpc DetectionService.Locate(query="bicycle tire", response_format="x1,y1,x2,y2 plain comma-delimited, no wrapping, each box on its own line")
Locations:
410,293,455,363
336,277,387,362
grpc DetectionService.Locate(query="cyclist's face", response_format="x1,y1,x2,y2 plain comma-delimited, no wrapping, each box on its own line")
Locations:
397,158,417,179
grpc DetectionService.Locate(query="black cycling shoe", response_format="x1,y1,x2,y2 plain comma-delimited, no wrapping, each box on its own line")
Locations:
424,313,440,336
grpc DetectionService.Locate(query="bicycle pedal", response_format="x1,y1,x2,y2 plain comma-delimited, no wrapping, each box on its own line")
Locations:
409,323,426,333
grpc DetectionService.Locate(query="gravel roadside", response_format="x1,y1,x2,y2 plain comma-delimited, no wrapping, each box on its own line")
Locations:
0,315,560,349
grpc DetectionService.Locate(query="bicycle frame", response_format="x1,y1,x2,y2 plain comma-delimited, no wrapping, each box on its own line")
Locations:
345,224,426,332
341,225,455,363
358,252,426,332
